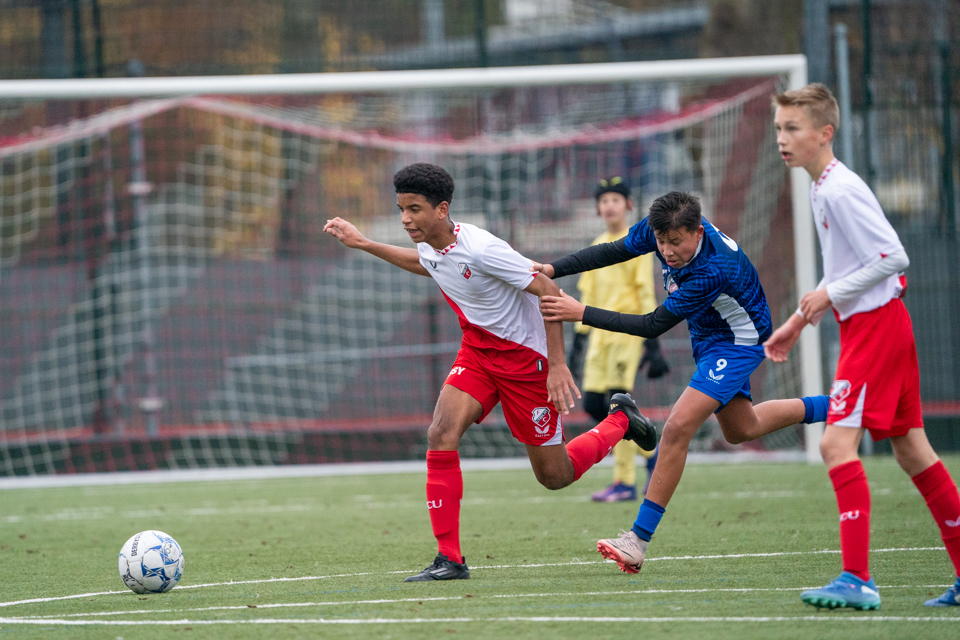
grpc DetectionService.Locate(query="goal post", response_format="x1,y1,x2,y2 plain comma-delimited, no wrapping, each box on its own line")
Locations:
0,55,824,474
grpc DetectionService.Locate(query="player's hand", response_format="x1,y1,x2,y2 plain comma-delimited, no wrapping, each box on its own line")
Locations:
763,318,804,362
529,262,556,278
323,217,367,249
546,362,580,415
799,288,832,324
539,289,584,322
639,337,670,379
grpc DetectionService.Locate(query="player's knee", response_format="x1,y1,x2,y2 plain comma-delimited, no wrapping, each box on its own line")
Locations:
426,420,461,450
536,469,573,490
723,429,748,445
583,392,608,423
818,430,858,467
661,415,701,444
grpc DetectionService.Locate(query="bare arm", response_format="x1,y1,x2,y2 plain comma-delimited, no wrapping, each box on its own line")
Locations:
524,273,581,414
324,217,429,276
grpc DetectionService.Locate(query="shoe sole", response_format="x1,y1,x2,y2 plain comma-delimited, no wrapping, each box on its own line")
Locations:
801,595,880,611
603,494,637,502
596,540,642,574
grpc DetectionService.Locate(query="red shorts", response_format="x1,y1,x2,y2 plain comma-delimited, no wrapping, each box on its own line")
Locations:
443,346,563,447
828,298,922,440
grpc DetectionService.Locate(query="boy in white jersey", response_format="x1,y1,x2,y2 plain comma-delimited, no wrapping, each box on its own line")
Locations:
766,83,960,610
324,163,656,582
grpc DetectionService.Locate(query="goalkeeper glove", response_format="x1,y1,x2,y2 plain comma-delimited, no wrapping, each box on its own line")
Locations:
639,336,669,379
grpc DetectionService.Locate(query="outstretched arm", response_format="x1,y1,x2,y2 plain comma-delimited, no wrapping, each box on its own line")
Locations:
540,289,683,339
524,273,581,415
324,217,429,276
531,238,637,279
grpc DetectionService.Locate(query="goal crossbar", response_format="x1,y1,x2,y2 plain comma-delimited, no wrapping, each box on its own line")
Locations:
0,55,807,99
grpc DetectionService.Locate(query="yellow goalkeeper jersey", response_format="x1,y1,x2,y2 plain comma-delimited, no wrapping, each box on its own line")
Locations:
575,227,658,345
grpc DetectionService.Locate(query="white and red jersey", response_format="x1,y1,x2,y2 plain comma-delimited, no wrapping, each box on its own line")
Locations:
811,159,906,321
417,222,547,375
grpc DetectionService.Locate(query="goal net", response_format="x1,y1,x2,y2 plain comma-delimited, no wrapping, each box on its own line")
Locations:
0,57,820,475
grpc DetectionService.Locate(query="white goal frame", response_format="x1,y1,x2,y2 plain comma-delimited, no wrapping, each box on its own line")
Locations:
0,54,824,463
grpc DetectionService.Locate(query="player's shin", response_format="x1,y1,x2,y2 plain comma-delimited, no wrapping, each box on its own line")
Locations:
912,460,960,574
566,412,628,481
830,460,872,581
425,450,464,564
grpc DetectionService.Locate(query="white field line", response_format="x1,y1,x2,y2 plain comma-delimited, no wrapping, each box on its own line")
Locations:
18,584,958,620
0,451,807,490
0,487,897,524
0,547,944,609
2,615,960,626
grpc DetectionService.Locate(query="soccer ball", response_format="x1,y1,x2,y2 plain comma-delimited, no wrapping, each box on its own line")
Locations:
118,530,184,594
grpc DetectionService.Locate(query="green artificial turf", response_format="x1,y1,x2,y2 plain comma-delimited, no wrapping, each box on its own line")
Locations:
2,456,959,639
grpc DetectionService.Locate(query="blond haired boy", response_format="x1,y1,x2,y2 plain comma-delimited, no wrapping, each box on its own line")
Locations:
766,83,960,609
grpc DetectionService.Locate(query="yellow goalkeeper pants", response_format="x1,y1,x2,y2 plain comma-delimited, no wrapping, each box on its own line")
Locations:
612,440,656,486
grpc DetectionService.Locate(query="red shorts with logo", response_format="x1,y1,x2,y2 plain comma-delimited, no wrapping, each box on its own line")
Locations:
828,298,922,440
443,345,563,447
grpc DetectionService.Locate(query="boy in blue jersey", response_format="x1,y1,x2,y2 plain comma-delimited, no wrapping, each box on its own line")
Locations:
536,191,829,573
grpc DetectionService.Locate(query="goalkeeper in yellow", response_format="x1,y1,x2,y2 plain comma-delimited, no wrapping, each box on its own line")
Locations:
569,177,669,502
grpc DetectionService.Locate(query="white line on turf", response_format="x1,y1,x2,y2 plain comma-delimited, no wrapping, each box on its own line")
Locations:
0,547,944,609
0,488,900,524
17,585,957,620
0,451,807,490
1,615,959,625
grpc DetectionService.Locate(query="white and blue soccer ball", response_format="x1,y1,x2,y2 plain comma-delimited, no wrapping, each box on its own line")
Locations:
118,530,184,594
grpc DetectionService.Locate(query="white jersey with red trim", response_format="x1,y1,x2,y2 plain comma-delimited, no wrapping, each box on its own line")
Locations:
417,222,547,374
811,159,906,321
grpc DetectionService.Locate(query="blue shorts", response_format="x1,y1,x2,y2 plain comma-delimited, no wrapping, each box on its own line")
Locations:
688,342,765,411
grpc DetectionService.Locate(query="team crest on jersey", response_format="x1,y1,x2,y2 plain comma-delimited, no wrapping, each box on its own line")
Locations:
830,379,851,412
458,262,472,279
531,407,551,434
665,274,679,294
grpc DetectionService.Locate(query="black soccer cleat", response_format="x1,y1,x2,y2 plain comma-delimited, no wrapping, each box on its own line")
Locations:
608,393,657,452
403,553,470,582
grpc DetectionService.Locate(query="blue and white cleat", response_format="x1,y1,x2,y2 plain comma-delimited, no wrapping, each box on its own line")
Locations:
801,572,881,610
924,576,960,607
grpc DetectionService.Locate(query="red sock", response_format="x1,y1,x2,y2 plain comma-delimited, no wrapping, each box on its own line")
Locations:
912,460,960,576
566,412,629,482
829,460,871,581
426,450,463,564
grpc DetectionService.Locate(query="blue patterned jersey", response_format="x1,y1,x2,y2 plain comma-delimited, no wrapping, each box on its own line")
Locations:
623,216,772,347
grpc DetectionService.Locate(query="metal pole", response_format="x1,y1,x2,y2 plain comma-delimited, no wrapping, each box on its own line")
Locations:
91,0,105,78
422,0,445,44
861,0,876,189
127,60,162,435
787,58,826,464
69,0,86,79
475,0,488,67
834,23,855,173
803,0,830,84
941,42,956,237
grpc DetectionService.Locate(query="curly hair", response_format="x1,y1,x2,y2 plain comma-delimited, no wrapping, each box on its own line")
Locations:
648,191,701,235
393,163,455,207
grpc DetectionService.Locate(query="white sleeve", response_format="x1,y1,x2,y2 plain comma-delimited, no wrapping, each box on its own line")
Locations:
479,239,537,290
827,190,903,268
795,278,830,326
826,247,909,307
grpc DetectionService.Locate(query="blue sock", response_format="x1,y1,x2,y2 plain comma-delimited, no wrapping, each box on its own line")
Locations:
631,498,666,541
801,395,829,424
